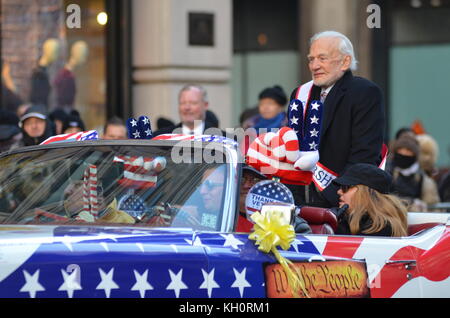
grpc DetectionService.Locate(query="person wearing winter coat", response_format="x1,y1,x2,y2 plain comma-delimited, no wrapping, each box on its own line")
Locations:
18,104,54,146
387,134,440,211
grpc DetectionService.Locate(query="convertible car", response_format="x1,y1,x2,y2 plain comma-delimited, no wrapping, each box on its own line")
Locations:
0,137,448,298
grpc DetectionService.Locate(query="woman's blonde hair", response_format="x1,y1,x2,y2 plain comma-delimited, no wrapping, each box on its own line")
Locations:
347,185,408,237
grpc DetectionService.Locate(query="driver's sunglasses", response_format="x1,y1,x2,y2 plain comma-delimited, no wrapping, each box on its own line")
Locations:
340,185,355,193
202,179,223,190
243,174,262,185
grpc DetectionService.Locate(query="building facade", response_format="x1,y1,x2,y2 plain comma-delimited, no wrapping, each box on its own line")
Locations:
1,0,449,167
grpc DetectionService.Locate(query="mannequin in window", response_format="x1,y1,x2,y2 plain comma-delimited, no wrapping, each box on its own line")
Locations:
30,38,60,108
54,40,89,112
2,59,23,113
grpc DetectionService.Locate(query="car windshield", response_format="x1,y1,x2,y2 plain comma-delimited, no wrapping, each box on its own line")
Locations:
0,142,231,231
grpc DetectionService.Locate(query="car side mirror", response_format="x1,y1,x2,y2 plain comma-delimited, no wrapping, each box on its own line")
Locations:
260,202,296,226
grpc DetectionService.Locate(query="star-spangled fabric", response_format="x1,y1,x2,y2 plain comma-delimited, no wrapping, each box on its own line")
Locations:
287,98,323,151
40,130,99,145
0,225,448,298
127,116,153,140
246,99,324,185
117,193,146,218
245,180,295,219
246,127,316,185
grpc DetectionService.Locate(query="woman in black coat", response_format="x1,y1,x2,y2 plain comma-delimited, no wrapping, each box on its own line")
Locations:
331,163,408,237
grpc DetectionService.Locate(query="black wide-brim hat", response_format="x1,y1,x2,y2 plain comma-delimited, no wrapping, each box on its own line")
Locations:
332,163,392,194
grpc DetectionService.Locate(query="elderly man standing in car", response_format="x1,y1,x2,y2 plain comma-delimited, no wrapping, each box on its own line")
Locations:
287,31,385,208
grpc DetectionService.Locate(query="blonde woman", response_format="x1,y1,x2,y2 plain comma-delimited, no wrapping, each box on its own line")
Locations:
332,163,408,237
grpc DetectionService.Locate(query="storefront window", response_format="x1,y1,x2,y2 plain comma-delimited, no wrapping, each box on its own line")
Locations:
1,0,106,131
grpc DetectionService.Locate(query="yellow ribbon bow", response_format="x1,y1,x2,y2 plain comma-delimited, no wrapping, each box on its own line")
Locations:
249,211,309,298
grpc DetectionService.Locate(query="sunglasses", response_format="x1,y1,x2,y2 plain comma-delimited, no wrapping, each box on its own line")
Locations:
243,174,263,185
340,185,355,193
202,179,223,190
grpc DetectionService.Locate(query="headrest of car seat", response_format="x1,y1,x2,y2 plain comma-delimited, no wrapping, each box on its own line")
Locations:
299,206,338,231
408,222,442,236
309,224,335,235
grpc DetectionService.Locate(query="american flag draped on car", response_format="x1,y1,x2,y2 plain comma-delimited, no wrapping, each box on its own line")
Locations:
40,130,98,145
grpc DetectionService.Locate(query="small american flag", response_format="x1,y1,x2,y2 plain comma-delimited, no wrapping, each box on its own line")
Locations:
40,130,99,145
82,164,99,218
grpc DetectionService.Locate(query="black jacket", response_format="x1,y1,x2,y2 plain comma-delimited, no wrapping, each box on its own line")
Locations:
20,120,55,146
336,212,393,237
288,71,385,207
153,120,225,137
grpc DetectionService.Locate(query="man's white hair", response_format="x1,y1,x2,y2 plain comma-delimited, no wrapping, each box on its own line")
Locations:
310,31,358,71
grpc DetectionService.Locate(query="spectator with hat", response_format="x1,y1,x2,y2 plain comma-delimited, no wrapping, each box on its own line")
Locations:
49,109,69,135
332,163,408,237
19,104,54,146
62,110,85,134
0,109,22,152
243,85,288,132
387,134,440,211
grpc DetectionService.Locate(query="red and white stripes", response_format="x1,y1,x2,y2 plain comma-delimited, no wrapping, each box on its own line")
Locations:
81,164,99,219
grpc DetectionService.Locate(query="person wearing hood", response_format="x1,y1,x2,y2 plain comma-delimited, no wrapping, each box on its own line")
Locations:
19,104,54,146
387,134,440,211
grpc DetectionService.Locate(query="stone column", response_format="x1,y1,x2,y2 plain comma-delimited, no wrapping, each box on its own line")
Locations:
132,0,232,130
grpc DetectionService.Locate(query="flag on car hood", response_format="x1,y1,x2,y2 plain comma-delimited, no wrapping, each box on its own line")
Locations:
40,130,98,145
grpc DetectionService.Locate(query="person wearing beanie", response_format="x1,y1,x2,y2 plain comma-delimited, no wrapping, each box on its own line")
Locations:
49,109,69,135
243,85,288,132
387,135,440,211
19,104,54,147
62,110,86,134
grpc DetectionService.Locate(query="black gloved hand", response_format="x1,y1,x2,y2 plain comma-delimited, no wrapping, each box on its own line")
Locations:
293,216,312,234
329,204,349,220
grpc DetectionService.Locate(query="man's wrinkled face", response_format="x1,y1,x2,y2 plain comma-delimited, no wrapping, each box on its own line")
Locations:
308,37,351,88
23,117,46,138
179,88,208,128
200,168,224,212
